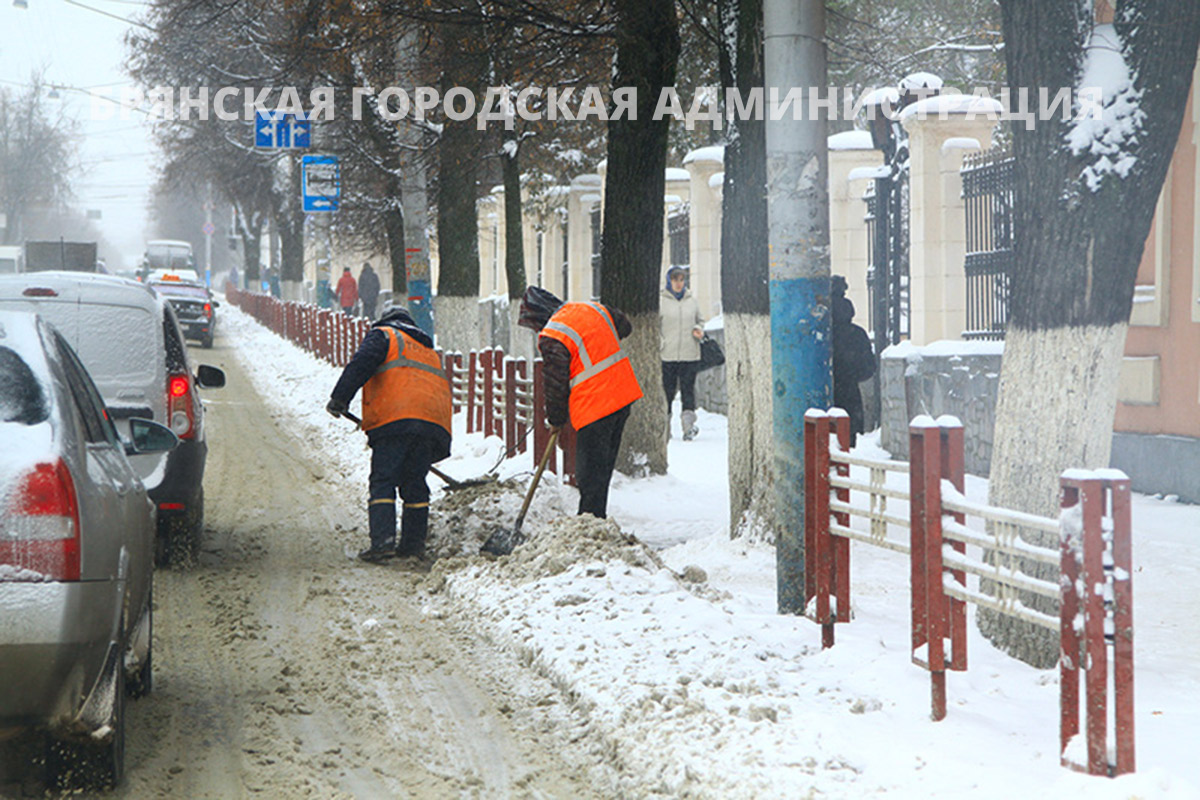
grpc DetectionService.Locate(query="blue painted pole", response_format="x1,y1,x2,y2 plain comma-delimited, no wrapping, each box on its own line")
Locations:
765,0,832,615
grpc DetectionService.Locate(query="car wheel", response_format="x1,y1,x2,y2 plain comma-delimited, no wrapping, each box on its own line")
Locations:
126,587,153,699
48,650,126,790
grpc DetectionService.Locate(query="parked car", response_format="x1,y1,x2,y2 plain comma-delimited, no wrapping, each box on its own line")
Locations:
150,277,219,348
0,309,179,788
0,272,226,565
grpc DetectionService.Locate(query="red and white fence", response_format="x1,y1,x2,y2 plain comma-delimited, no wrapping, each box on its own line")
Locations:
804,409,1135,778
226,286,576,481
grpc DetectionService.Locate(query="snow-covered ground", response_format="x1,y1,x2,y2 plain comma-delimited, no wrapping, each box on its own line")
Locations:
218,302,1200,799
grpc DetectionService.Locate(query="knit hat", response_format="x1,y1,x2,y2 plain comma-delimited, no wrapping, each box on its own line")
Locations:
517,286,563,331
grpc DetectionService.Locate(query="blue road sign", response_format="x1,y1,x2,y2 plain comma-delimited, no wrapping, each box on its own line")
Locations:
254,111,311,149
301,155,340,213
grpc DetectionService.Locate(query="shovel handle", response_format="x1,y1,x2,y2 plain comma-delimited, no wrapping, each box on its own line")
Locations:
513,428,560,532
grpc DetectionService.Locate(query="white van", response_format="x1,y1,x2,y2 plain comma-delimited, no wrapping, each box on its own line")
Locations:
142,240,197,281
0,272,225,564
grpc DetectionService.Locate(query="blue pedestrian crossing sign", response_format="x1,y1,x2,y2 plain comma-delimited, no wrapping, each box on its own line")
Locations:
254,111,311,149
301,155,340,212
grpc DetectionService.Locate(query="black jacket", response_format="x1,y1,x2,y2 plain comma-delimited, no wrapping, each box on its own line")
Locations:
331,316,451,457
358,267,380,307
538,304,633,428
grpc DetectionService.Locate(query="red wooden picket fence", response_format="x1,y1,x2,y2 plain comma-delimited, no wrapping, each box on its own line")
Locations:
226,285,576,481
804,409,1135,778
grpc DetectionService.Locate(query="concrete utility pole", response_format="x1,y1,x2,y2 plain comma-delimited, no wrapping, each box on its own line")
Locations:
763,0,832,614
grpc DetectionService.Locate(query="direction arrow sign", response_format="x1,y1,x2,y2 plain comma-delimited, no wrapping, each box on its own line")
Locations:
254,111,312,149
301,155,340,213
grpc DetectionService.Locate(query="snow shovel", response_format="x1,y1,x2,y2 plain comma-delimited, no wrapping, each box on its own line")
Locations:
480,428,560,556
337,410,493,490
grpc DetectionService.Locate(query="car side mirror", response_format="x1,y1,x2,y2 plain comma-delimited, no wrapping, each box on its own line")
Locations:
196,364,226,388
125,417,179,455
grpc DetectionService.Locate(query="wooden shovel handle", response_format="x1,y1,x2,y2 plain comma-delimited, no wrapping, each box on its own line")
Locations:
514,428,560,530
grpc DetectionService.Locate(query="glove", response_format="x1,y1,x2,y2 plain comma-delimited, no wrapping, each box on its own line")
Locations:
326,397,348,418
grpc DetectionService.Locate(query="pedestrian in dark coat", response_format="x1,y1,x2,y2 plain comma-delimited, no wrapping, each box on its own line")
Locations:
326,307,452,562
358,263,380,320
336,267,358,316
831,276,876,447
517,286,643,519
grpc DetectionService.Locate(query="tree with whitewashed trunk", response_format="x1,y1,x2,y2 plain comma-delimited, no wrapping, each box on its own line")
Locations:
714,0,775,541
603,0,680,477
982,0,1200,666
434,17,489,354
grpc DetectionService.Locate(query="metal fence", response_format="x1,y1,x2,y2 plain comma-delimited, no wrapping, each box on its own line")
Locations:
961,148,1015,340
864,173,910,347
805,410,1135,777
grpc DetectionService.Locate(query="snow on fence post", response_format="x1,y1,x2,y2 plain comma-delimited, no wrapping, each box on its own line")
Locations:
831,411,852,628
504,357,518,457
1058,472,1135,777
941,420,968,672
513,359,529,455
466,351,479,434
909,416,949,721
1111,478,1135,776
491,349,506,444
481,349,495,439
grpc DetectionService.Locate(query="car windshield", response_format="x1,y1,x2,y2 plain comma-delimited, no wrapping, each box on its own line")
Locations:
151,283,208,300
0,346,49,425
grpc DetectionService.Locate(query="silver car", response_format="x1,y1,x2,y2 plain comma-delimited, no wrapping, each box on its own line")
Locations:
0,310,177,789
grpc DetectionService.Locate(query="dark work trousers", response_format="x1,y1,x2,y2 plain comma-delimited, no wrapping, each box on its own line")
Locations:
367,434,435,550
361,299,377,320
574,404,632,519
661,361,700,411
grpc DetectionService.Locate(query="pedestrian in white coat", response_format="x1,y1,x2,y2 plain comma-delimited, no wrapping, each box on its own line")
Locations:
659,266,704,440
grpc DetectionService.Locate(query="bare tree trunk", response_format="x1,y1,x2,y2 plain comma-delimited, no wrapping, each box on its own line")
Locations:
277,156,306,300
501,127,526,304
718,0,772,539
603,0,680,477
434,20,485,352
983,0,1200,665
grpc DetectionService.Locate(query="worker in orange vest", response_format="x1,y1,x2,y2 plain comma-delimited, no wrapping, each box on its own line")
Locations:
518,286,643,519
326,307,451,562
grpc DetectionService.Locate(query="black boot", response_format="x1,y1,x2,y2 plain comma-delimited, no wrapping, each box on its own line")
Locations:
397,504,429,558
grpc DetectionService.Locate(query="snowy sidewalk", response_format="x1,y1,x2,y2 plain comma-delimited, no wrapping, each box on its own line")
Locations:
220,303,1200,799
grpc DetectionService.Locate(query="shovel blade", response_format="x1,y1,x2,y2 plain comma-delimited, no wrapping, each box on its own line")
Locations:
480,526,523,556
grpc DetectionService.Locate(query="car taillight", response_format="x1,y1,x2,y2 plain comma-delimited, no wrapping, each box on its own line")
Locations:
0,460,81,581
203,303,213,317
168,372,195,439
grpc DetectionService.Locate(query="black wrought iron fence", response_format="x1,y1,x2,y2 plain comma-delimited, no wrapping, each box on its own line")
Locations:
864,172,910,349
961,148,1014,340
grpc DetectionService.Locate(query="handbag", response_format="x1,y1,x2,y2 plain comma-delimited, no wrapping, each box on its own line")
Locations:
698,334,725,370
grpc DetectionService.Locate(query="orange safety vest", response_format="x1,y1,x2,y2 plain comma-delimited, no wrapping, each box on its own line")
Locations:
362,327,452,435
539,302,643,429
